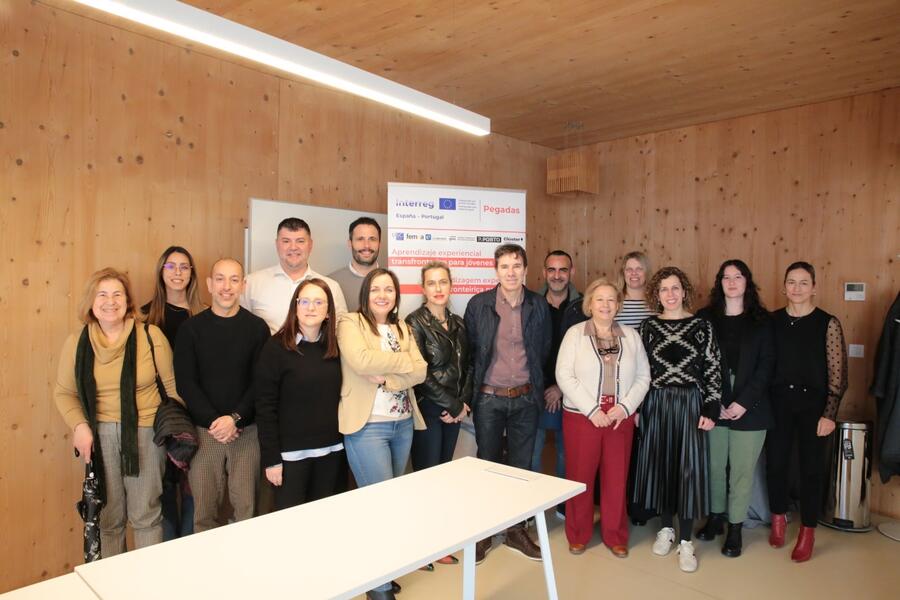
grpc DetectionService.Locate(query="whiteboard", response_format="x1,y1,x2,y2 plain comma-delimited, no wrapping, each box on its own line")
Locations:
247,198,387,276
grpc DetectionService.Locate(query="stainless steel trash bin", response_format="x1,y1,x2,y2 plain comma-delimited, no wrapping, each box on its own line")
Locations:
820,421,873,531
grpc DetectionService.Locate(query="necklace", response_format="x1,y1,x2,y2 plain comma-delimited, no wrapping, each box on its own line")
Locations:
786,307,813,326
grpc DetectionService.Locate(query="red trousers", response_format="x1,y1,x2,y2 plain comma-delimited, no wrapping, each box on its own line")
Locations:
563,409,635,547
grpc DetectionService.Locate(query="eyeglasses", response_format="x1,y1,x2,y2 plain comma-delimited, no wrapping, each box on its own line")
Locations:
163,262,192,272
297,298,327,309
596,345,620,356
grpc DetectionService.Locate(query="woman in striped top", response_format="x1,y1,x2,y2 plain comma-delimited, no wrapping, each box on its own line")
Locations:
617,251,657,327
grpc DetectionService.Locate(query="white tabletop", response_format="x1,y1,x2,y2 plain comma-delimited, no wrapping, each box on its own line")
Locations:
75,457,583,600
0,573,98,599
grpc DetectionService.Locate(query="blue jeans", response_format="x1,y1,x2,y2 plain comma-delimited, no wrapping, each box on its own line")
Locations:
345,419,413,593
345,419,414,486
531,426,565,477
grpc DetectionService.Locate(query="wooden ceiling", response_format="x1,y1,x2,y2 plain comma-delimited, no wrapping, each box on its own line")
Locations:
96,1,900,148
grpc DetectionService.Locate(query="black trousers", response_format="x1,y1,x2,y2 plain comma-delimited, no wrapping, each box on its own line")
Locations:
411,404,462,471
766,397,827,528
473,391,539,470
275,450,344,511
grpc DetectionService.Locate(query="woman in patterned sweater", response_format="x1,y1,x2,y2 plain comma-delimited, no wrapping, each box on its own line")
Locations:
633,266,722,573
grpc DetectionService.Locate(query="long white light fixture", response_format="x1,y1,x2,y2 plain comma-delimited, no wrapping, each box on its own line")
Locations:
70,0,491,136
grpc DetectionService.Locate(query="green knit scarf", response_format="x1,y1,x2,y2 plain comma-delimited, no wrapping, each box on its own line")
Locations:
74,324,140,502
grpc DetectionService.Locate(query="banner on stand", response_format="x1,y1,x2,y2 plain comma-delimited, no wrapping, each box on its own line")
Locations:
387,182,527,317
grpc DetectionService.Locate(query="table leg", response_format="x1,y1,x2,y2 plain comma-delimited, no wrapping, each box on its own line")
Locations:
534,511,559,600
462,542,475,600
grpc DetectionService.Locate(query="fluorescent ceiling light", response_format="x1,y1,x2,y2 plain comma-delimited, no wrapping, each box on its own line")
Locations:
70,0,491,136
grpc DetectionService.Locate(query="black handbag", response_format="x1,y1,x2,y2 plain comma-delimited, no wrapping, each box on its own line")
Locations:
145,323,198,466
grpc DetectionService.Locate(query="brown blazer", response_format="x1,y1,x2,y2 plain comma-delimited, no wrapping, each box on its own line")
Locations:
336,312,428,435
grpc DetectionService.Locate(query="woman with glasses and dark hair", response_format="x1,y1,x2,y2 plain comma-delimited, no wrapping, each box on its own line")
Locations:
766,261,847,562
337,268,426,600
556,278,650,559
694,260,774,558
141,245,205,540
635,266,722,573
54,268,179,556
142,246,205,347
255,279,343,510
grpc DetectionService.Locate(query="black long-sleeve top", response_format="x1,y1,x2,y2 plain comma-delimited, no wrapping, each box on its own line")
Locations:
254,337,342,468
771,307,848,420
174,307,270,428
639,315,723,420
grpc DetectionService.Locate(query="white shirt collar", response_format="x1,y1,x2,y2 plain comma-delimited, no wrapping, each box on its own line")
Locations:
275,264,321,283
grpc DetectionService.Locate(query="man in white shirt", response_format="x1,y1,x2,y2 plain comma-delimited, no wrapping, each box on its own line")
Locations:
328,217,381,312
242,217,348,333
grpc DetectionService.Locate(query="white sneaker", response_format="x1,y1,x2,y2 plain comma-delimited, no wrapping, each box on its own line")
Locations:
677,540,698,572
652,527,675,556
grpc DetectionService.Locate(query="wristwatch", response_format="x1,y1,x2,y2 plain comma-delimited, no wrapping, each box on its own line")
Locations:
230,412,242,425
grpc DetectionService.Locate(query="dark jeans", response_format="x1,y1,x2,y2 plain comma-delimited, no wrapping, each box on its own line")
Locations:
275,451,344,511
412,411,461,471
766,398,827,528
161,460,193,540
473,391,539,470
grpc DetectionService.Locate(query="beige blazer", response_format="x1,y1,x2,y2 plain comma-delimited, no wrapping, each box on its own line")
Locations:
336,312,428,435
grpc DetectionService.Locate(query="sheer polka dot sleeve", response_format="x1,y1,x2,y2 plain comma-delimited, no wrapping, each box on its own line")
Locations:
823,316,848,420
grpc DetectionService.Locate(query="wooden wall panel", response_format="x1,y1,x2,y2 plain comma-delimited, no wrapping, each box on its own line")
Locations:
0,1,552,592
538,89,900,518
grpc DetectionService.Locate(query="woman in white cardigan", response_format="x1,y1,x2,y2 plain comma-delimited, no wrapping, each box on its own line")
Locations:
557,278,650,558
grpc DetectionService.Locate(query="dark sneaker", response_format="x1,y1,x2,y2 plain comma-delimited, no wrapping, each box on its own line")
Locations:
504,526,542,561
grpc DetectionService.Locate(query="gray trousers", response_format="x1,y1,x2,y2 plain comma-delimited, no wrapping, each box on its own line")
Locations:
188,424,260,532
97,422,166,558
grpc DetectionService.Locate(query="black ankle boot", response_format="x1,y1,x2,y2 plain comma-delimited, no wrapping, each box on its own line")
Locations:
696,513,725,541
722,522,743,557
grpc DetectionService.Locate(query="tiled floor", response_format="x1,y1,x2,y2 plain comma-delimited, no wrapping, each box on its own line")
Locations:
360,513,900,599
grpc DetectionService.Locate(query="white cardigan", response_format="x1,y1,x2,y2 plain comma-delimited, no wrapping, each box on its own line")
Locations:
556,321,650,418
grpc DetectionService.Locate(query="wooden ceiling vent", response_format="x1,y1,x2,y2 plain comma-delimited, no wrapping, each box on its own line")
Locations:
547,150,599,196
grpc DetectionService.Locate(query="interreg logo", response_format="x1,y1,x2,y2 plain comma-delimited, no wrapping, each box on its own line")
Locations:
393,232,405,241
438,198,457,210
396,200,435,210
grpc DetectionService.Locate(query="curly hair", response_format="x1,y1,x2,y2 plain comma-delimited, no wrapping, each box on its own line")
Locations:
646,266,695,314
706,259,768,321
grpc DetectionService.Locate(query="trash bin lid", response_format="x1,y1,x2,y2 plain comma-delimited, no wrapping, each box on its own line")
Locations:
837,421,873,430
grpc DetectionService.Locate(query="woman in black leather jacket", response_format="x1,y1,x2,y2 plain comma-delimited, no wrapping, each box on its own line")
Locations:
406,261,472,567
406,261,473,472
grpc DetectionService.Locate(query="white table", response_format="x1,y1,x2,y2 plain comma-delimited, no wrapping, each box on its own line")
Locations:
75,457,583,599
0,573,98,599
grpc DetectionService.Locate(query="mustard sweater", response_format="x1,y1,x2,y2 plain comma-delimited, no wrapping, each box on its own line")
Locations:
54,318,180,430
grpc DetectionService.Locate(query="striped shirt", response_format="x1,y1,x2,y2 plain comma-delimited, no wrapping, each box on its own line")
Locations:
616,298,656,328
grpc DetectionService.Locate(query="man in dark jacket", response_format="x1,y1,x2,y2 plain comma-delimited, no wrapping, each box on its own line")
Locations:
464,244,552,564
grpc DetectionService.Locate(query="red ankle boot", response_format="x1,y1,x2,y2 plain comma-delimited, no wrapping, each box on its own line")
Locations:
769,513,786,548
791,526,815,562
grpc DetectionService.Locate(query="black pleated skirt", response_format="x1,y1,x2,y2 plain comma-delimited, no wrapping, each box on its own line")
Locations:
632,386,709,519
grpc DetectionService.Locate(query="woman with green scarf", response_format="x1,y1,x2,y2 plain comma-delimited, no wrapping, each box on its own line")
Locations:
54,267,179,557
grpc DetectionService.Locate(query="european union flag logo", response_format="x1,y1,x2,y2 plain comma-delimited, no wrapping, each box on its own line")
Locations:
394,233,405,241
439,198,457,210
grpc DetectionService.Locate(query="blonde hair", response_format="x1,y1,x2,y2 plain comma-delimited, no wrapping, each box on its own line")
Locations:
420,261,452,285
619,251,652,294
77,267,137,324
581,278,623,317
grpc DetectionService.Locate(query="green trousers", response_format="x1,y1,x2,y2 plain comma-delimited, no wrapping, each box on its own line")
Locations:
708,426,766,523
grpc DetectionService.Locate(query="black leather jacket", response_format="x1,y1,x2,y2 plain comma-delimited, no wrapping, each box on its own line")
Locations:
405,305,472,417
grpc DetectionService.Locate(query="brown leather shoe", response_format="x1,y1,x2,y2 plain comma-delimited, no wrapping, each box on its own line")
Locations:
475,538,493,565
610,545,629,558
504,526,542,561
568,543,586,555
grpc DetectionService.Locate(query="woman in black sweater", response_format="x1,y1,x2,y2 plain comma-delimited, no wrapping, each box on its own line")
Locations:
695,260,774,558
766,261,847,562
255,279,343,509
